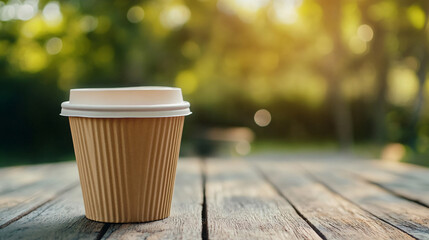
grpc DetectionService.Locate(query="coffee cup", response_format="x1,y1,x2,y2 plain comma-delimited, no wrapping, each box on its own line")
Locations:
61,87,191,223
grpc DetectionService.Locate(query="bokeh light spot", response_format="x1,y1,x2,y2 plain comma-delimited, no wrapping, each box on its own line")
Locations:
217,0,269,23
269,0,302,25
21,16,44,38
127,6,144,23
11,42,48,73
381,143,405,162
235,141,251,155
42,2,62,26
175,70,198,94
160,5,191,29
254,109,271,127
1,5,16,21
80,15,98,32
407,5,425,29
45,37,62,55
388,66,418,106
17,4,35,21
357,24,374,42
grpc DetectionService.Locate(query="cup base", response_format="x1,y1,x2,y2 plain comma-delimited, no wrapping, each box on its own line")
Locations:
85,214,170,223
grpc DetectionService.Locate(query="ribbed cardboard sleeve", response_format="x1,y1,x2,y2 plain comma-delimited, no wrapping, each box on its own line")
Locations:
69,116,184,223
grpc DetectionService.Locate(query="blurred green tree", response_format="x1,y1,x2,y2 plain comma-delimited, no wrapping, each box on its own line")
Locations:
0,0,428,164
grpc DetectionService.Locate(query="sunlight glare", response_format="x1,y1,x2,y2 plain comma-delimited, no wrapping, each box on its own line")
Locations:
160,5,190,30
217,0,269,23
1,5,16,21
270,0,302,25
17,4,35,21
42,2,62,25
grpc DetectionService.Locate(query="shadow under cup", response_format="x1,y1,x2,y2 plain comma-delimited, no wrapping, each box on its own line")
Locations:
69,116,184,223
61,87,191,223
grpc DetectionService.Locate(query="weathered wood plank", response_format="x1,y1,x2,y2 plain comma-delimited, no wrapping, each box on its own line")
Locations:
0,162,74,194
371,160,429,182
205,159,321,240
0,185,105,240
0,162,79,227
302,162,429,239
339,160,429,207
101,158,203,240
255,161,413,240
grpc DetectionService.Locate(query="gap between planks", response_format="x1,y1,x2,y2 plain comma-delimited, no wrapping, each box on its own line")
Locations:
303,169,418,239
299,160,429,239
201,157,209,240
350,172,429,209
331,160,429,207
254,166,327,240
253,160,415,240
205,159,322,240
1,158,204,240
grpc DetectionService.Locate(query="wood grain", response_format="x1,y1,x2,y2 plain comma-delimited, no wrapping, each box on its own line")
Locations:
348,161,429,207
101,158,203,240
0,162,74,195
0,162,79,227
371,160,429,182
205,159,322,240
1,157,429,239
255,161,414,240
303,162,429,239
0,185,105,240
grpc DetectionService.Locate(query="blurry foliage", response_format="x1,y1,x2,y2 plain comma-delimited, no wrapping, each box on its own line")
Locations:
1,0,429,163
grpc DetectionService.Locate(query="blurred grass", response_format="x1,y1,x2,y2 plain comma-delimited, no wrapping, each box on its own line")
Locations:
251,140,339,153
403,151,429,167
251,140,383,159
1,140,428,168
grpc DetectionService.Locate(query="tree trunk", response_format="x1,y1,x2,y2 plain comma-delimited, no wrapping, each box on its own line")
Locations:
320,0,354,151
356,0,390,145
406,4,428,149
408,47,427,149
371,32,389,144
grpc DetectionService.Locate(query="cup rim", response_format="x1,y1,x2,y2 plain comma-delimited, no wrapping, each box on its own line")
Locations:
61,86,192,118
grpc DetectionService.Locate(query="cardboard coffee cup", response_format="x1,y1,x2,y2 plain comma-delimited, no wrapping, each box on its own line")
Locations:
60,87,191,223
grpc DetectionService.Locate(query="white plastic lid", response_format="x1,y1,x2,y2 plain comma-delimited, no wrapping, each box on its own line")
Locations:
60,87,192,118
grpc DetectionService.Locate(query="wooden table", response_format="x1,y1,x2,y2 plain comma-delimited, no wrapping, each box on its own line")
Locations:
1,157,429,239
